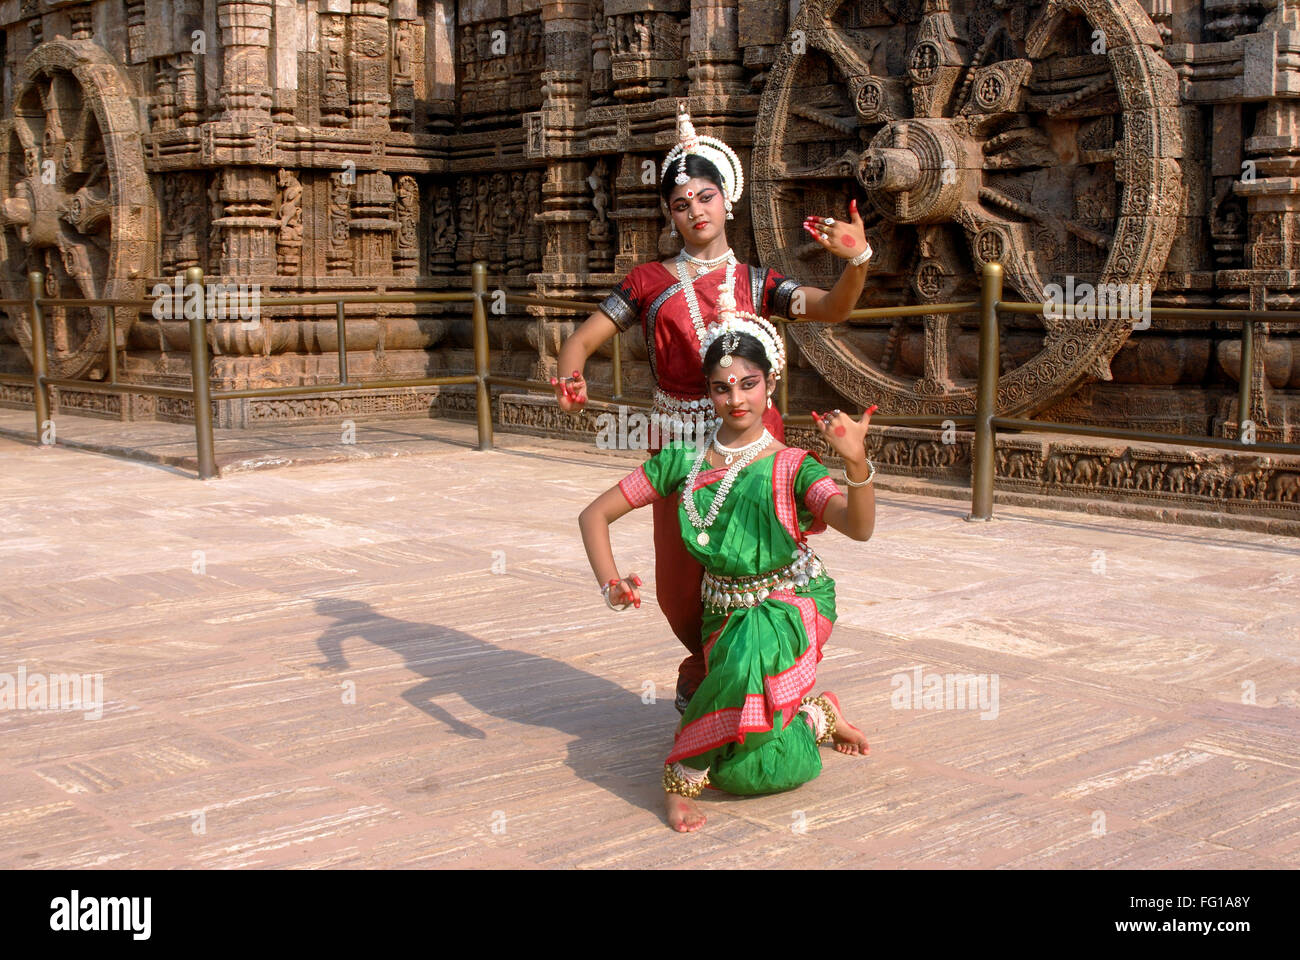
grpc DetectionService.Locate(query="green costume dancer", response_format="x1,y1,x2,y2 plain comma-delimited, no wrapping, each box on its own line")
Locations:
579,270,877,830
622,441,841,794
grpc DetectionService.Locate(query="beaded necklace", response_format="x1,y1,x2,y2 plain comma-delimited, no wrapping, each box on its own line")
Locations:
682,426,773,546
679,248,733,276
676,250,737,362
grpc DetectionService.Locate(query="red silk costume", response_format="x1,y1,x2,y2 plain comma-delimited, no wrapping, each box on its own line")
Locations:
598,260,804,694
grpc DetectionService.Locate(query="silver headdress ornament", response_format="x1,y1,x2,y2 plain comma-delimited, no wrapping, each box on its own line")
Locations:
700,278,787,378
661,104,745,212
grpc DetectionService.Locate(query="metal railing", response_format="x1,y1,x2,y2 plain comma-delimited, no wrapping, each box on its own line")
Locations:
2,261,1299,522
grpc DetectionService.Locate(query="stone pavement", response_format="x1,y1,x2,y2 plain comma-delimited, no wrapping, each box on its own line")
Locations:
1,418,1299,868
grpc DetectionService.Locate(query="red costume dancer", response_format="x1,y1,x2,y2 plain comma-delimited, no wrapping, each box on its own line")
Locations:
597,259,799,705
555,106,873,713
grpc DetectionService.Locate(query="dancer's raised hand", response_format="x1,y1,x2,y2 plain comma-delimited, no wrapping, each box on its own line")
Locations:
803,199,872,265
551,369,588,413
811,404,878,463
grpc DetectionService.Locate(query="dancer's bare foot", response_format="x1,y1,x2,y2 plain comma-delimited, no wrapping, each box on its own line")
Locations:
822,691,870,756
666,792,707,832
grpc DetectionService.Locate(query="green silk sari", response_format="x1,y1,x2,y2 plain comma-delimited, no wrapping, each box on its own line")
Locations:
619,443,842,795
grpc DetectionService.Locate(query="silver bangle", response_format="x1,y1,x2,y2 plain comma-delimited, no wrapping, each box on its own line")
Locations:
602,582,629,611
844,460,876,487
847,247,872,267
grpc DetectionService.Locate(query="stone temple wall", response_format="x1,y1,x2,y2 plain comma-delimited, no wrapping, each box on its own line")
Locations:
0,1,1298,520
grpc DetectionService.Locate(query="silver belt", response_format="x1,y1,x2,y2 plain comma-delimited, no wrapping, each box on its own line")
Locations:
701,543,825,612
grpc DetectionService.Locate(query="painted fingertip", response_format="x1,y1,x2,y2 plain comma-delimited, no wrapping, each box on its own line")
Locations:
866,404,879,415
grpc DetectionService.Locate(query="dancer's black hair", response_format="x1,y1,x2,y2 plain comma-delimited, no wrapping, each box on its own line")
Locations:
702,331,771,383
660,153,727,203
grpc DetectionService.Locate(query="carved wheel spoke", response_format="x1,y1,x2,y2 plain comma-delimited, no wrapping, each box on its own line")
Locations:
752,0,1183,418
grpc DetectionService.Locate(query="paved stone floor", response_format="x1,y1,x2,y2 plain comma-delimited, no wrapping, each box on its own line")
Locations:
1,419,1299,868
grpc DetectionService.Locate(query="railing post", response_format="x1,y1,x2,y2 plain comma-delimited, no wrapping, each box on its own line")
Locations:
1238,319,1254,437
611,329,623,400
336,300,349,385
27,270,52,445
106,305,118,384
969,261,1002,521
187,267,219,480
471,261,493,450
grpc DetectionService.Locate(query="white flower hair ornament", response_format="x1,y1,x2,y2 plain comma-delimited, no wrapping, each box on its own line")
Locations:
661,104,744,218
699,278,786,379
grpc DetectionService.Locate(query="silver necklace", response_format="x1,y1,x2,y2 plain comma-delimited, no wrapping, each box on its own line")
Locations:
683,426,773,546
713,430,768,466
679,247,734,277
676,252,737,361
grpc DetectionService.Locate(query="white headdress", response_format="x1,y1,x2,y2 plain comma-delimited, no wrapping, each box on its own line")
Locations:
699,278,786,378
660,104,745,207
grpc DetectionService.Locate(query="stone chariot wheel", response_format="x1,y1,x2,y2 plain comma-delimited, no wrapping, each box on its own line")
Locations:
752,0,1184,416
0,38,152,381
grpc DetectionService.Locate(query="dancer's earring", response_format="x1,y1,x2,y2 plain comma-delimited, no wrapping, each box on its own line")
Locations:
669,223,678,238
725,198,734,220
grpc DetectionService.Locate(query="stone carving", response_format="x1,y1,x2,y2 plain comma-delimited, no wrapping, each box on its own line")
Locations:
588,158,613,273
327,173,352,277
394,176,419,277
508,173,527,276
461,14,544,118
753,0,1184,418
430,185,455,274
0,38,153,379
276,170,303,277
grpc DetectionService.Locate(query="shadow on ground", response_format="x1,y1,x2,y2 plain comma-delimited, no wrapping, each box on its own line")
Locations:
308,597,668,813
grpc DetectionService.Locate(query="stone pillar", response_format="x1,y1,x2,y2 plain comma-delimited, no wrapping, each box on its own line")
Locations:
611,154,659,276
175,54,202,128
536,1,593,279
271,0,301,122
125,1,148,64
390,2,422,130
351,172,397,277
217,0,274,119
217,169,279,277
349,0,392,131
424,0,456,129
540,162,589,278
320,6,350,127
688,0,744,97
69,6,93,40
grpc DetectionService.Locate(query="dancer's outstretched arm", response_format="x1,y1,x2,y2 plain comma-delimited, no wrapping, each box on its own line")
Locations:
553,311,617,412
812,405,878,541
578,486,643,608
788,199,872,325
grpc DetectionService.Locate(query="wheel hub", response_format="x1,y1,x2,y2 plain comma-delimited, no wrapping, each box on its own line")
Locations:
858,119,980,225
